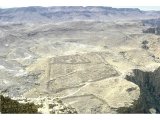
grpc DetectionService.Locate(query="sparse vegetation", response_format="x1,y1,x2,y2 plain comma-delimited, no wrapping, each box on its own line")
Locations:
141,40,149,50
0,95,38,113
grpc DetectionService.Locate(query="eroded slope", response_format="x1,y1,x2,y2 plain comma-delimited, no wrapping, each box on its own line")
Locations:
0,20,160,113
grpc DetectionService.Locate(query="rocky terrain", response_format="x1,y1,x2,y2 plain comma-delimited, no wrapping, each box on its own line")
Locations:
143,19,160,35
0,6,160,114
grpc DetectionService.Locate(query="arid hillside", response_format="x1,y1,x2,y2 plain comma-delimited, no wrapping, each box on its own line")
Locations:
0,6,160,114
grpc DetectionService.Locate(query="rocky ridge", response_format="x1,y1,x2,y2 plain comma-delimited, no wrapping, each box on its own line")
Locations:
0,6,160,23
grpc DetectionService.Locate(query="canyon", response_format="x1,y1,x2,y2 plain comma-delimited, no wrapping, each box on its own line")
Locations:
0,6,160,114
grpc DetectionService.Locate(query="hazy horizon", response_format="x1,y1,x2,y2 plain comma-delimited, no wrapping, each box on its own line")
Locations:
0,6,160,11
115,6,160,11
0,0,160,10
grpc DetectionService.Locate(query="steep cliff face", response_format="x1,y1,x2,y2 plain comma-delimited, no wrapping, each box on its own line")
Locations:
125,67,160,113
142,19,160,27
142,18,160,35
143,27,160,35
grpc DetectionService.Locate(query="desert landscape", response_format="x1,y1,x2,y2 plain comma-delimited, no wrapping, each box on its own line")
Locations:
0,6,160,114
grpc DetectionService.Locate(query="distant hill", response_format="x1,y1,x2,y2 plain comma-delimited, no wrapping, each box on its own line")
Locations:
0,6,160,23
